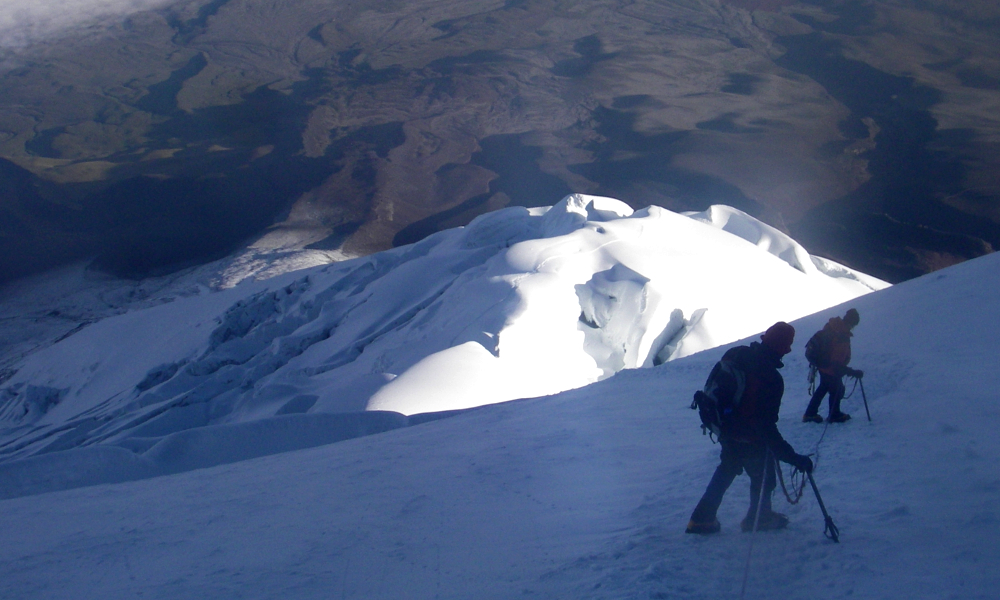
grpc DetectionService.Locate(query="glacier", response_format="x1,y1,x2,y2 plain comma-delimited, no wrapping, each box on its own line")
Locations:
0,195,886,493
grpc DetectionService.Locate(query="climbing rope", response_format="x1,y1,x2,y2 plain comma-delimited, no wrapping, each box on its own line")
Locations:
787,405,834,504
776,461,807,505
739,448,772,600
842,376,859,400
740,366,856,599
804,370,862,470
811,418,831,460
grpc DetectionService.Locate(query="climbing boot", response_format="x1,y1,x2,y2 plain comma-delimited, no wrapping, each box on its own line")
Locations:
802,413,824,423
741,510,789,532
685,519,721,534
828,412,852,423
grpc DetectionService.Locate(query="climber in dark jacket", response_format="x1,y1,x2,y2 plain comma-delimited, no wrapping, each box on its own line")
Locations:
686,322,814,535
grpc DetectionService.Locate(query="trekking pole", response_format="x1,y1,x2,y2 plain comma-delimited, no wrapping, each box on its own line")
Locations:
806,472,839,542
858,376,871,421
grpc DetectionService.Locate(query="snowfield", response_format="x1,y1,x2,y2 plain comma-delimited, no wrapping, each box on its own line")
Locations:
0,196,884,496
0,222,997,598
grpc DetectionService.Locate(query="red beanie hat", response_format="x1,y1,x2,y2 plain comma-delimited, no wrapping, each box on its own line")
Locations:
761,321,795,355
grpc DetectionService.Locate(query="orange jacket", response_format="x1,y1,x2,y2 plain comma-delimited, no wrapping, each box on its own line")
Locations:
818,317,852,376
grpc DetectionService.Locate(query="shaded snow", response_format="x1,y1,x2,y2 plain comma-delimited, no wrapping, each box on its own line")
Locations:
0,250,996,599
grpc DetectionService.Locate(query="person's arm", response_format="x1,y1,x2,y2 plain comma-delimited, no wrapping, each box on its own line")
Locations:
757,419,796,464
834,337,852,376
758,420,812,472
753,377,812,472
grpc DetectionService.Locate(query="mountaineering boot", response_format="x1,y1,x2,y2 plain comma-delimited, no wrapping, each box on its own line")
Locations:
741,510,789,532
685,519,721,534
828,412,852,423
802,413,824,423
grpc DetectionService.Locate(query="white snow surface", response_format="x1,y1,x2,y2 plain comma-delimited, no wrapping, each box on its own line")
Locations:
0,226,998,599
0,196,884,473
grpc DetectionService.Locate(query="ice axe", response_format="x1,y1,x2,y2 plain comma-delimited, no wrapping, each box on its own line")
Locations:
859,376,871,422
807,472,840,543
848,370,871,422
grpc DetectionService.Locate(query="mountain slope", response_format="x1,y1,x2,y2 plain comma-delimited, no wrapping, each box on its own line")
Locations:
0,195,883,475
0,235,996,600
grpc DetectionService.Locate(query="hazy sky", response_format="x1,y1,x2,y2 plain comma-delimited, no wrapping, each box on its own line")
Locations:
0,0,173,47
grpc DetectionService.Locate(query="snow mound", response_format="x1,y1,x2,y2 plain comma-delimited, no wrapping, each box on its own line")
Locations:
0,195,887,472
684,204,815,274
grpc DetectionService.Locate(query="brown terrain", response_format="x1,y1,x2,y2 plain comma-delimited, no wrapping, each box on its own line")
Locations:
1,0,998,284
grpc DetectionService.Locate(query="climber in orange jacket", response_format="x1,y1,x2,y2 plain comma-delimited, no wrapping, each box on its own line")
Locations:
802,308,863,423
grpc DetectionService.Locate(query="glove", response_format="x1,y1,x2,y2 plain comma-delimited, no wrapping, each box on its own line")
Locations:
845,367,863,378
790,453,814,473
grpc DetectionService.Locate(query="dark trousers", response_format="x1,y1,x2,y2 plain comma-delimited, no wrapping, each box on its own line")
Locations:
690,440,776,523
806,371,845,417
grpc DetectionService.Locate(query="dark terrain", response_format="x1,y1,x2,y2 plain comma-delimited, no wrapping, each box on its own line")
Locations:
1,0,998,284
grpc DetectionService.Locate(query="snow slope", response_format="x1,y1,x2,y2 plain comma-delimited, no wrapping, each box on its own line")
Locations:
0,195,883,477
0,236,996,600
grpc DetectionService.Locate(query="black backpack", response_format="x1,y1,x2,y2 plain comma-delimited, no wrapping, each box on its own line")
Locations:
804,329,829,367
690,356,747,442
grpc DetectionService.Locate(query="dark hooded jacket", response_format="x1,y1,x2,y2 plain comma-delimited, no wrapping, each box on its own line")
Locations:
718,341,797,465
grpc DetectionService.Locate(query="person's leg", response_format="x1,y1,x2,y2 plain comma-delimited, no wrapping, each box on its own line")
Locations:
741,444,788,531
804,373,830,418
744,444,776,518
829,375,849,420
689,442,742,528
